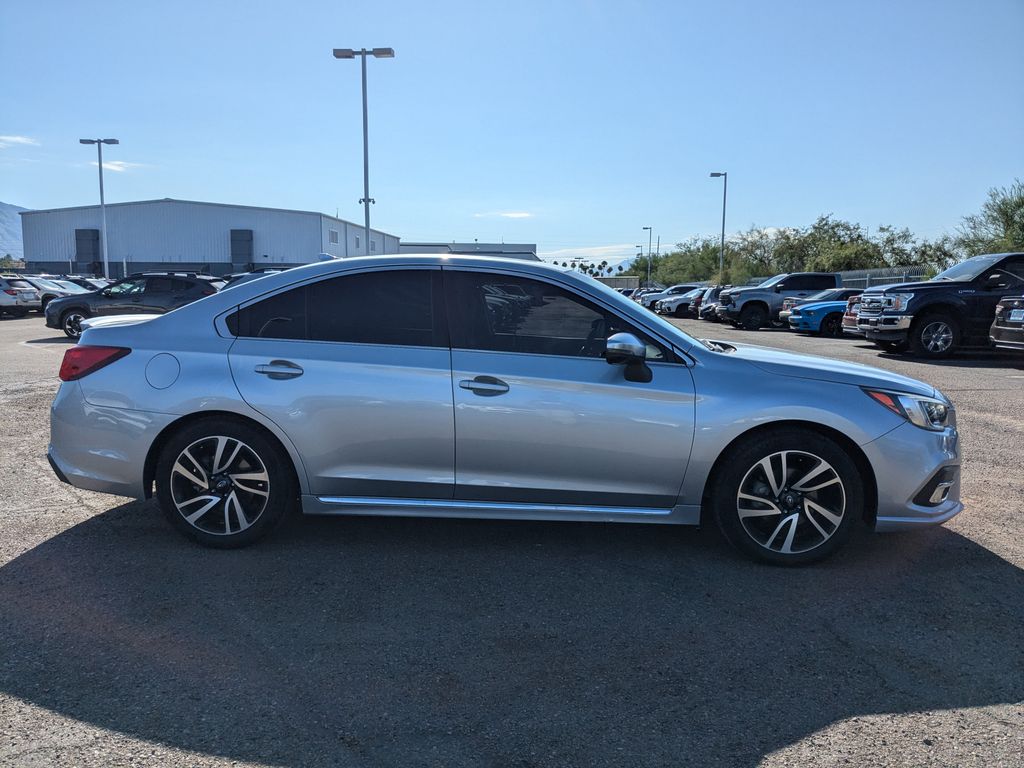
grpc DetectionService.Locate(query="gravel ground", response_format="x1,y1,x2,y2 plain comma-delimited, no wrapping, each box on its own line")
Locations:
0,313,1021,768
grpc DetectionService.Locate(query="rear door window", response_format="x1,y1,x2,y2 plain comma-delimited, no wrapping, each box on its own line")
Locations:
231,269,442,347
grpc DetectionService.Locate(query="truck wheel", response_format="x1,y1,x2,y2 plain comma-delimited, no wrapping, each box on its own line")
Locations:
909,312,960,358
739,304,767,331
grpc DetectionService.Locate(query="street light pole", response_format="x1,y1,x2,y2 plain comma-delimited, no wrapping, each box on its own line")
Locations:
710,172,728,282
79,138,119,279
642,226,653,286
333,47,394,255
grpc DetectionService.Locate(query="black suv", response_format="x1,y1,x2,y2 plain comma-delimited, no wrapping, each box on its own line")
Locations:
857,252,1024,357
45,272,225,338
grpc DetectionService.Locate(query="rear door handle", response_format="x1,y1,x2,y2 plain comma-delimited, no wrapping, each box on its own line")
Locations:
255,360,304,380
459,375,510,396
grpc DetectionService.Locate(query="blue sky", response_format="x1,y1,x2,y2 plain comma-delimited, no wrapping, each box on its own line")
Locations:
2,0,1022,265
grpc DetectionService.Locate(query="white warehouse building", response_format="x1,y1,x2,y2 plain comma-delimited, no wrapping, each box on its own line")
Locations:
20,198,400,277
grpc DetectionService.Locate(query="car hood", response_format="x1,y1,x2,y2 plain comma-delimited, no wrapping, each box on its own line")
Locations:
790,300,846,313
859,279,955,295
80,314,161,330
714,341,936,397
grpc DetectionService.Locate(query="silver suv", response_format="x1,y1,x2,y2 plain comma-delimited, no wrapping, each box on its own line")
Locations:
0,276,41,317
47,256,961,565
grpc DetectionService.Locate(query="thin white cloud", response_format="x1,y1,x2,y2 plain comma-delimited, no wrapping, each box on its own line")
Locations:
0,135,39,149
90,160,147,172
473,211,534,219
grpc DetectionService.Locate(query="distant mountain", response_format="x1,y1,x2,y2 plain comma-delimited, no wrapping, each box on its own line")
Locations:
0,201,27,260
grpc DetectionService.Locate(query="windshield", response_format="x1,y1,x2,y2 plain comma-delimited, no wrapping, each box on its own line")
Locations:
758,274,788,288
54,280,89,293
931,254,1003,282
803,289,839,302
30,278,63,290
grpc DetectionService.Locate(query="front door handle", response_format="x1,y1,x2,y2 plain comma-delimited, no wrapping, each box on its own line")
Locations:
459,375,510,396
255,360,304,380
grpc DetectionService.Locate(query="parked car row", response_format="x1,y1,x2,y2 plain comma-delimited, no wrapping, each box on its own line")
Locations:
629,252,1024,358
0,274,111,317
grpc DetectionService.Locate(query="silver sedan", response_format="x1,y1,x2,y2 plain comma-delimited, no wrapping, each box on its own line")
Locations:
47,255,962,565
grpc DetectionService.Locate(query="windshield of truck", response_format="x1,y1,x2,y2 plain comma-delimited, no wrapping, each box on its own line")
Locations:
932,254,1002,282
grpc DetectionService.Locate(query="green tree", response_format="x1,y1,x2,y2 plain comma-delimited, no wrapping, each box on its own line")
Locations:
957,179,1024,255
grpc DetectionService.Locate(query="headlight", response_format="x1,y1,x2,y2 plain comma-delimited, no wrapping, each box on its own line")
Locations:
881,293,914,312
864,388,952,431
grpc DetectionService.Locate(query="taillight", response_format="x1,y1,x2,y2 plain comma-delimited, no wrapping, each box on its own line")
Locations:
3,289,17,296
59,346,131,381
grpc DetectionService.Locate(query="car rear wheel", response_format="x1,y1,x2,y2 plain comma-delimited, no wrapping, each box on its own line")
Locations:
61,309,88,339
738,304,767,330
155,419,296,548
909,312,960,358
711,428,862,565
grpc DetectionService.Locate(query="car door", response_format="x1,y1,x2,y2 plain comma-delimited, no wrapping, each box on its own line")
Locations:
968,256,1024,339
228,267,455,500
445,268,696,511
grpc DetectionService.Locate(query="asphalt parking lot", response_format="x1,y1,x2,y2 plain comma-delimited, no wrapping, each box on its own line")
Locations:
0,313,1022,768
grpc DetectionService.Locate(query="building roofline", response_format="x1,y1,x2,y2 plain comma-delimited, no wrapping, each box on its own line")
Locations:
18,198,399,238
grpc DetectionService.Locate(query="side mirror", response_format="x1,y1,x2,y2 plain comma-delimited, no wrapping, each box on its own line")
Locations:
605,333,652,383
984,273,1008,289
605,332,646,365
101,288,112,297
774,284,785,293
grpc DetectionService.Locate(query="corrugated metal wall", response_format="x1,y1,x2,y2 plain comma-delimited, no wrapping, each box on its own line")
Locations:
22,200,400,274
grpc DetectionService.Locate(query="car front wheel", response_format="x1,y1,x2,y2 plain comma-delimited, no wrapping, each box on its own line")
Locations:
738,304,767,330
909,312,960,358
61,309,89,338
711,428,862,565
155,419,296,548
818,312,843,337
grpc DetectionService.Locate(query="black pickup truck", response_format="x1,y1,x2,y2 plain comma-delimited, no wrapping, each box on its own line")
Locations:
857,252,1024,357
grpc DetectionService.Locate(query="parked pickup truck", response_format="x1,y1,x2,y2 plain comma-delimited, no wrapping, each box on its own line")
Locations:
716,272,841,330
857,252,1024,357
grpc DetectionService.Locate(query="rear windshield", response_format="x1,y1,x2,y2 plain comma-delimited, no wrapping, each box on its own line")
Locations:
6,280,32,288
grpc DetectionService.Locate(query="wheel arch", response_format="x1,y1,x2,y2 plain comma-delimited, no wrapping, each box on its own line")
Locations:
699,420,878,526
912,301,966,326
143,410,304,501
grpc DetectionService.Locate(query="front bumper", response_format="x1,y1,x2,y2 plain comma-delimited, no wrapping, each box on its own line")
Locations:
716,304,739,321
787,315,817,332
48,380,176,498
862,421,963,531
858,313,913,340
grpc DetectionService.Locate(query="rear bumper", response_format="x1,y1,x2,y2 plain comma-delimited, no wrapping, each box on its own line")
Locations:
48,381,176,499
862,421,963,531
990,324,1024,350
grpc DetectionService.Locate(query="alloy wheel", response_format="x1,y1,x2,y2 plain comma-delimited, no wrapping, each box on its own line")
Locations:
736,450,846,555
169,435,271,536
920,320,953,353
63,311,85,337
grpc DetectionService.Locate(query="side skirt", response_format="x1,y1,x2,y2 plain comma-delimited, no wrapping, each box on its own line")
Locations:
302,495,701,526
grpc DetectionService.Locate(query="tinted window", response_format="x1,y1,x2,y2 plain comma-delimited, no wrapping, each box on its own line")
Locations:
233,270,439,346
999,258,1024,281
145,277,177,293
308,270,435,346
107,278,147,295
6,279,33,289
786,275,834,290
446,272,667,361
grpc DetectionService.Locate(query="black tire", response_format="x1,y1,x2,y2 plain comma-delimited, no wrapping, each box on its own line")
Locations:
711,428,862,566
738,304,767,331
818,312,844,338
155,418,296,548
909,312,960,358
673,305,687,318
60,308,89,339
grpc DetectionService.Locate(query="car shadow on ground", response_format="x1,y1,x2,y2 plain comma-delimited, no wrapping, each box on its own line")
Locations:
851,343,1024,369
24,336,75,345
1,503,1021,767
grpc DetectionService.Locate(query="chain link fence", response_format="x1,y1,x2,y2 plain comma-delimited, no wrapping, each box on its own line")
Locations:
838,266,929,289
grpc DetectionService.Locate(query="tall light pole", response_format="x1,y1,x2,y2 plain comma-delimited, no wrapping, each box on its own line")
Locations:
79,138,119,279
710,171,728,282
333,47,394,255
642,226,653,286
